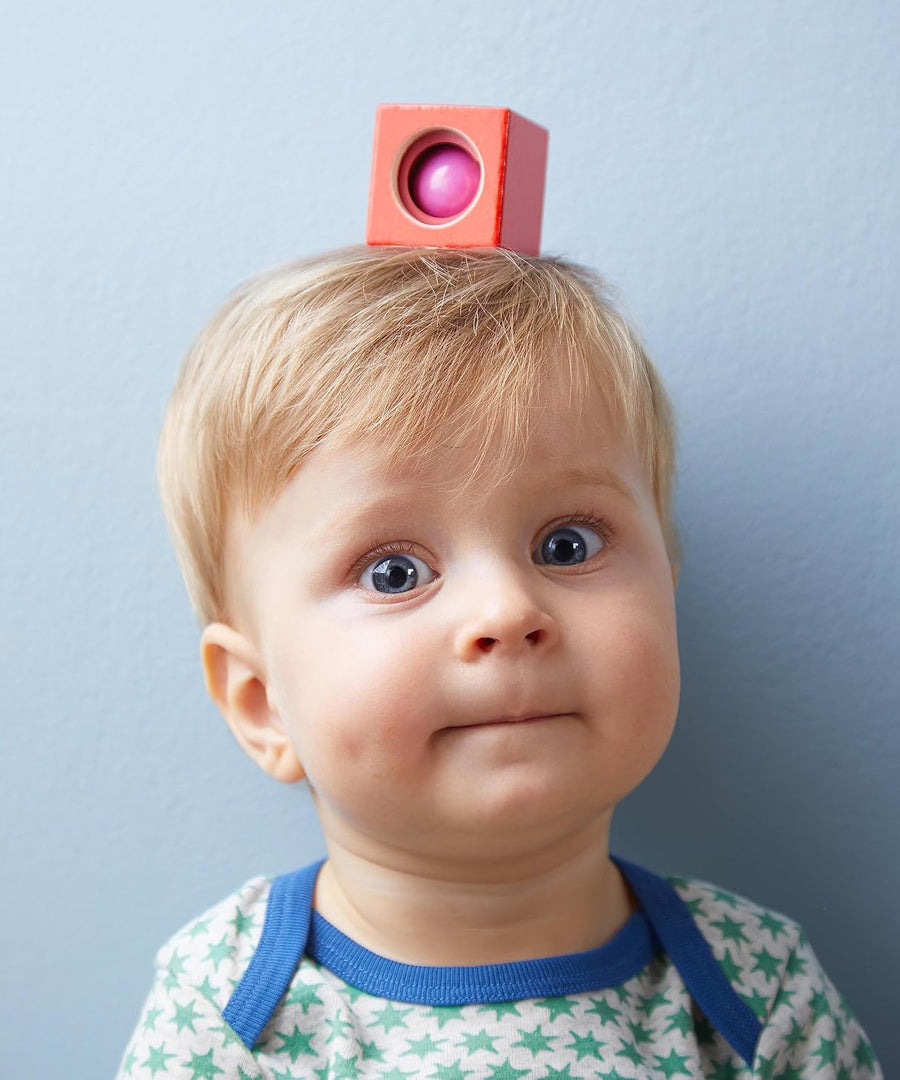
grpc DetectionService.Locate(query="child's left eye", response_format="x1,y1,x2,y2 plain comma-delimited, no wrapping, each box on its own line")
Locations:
535,520,607,566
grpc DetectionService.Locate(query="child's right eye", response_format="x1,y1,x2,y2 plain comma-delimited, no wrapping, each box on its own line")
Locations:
355,544,436,595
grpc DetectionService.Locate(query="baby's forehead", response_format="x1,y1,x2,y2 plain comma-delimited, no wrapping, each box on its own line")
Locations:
310,412,644,516
337,371,623,463
230,371,643,549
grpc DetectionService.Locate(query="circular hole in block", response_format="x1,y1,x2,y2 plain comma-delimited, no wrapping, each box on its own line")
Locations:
395,128,484,225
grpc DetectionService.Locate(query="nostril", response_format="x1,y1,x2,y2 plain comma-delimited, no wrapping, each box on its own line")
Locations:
476,630,544,653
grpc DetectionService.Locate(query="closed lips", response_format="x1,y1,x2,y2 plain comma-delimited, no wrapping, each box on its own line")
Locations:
477,713,565,726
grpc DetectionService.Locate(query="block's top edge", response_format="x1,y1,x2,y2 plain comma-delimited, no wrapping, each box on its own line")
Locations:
374,103,547,135
376,103,508,112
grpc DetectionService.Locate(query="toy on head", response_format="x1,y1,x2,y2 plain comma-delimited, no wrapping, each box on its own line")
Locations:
366,104,549,255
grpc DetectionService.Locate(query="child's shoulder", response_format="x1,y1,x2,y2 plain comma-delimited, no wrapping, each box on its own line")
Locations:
150,873,274,1011
664,870,807,1015
662,871,883,1073
666,869,802,937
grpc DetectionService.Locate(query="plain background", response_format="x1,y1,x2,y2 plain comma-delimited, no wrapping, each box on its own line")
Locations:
1,3,897,1076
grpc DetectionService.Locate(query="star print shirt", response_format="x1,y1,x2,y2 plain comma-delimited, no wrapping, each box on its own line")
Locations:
114,856,883,1079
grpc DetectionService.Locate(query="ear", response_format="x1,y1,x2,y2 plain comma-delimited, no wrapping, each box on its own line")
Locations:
200,623,306,785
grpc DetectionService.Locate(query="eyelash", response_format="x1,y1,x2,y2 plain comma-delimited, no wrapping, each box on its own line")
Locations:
346,510,617,585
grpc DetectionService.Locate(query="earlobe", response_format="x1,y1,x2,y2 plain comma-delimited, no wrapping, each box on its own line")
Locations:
199,623,306,785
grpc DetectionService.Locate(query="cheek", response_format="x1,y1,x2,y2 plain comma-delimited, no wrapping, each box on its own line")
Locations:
579,585,681,740
270,613,436,773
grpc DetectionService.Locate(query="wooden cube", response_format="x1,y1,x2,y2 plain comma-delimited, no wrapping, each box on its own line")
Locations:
366,103,549,255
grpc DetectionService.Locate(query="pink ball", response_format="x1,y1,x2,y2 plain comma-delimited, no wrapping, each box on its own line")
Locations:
408,143,481,219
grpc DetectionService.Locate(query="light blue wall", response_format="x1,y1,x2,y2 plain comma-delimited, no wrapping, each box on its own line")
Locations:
2,3,897,1075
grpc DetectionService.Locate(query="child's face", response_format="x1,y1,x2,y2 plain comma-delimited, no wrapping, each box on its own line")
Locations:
214,368,680,863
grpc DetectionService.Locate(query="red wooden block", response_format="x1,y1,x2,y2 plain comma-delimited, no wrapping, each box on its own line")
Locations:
366,104,549,256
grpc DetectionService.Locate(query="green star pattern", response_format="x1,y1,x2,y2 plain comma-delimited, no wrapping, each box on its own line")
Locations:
113,870,883,1078
141,1043,175,1076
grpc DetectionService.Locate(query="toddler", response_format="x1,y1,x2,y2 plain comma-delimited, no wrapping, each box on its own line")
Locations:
116,244,882,1078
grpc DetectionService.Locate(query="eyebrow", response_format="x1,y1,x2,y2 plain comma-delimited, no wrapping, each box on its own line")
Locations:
541,465,637,506
311,463,637,541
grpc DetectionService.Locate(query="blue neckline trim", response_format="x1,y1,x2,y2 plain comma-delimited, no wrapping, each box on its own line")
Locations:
222,854,762,1067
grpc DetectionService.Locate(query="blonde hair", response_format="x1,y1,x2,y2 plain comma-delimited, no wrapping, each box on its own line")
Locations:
157,244,680,625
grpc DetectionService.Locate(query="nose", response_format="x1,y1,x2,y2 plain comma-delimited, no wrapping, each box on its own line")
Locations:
452,564,559,660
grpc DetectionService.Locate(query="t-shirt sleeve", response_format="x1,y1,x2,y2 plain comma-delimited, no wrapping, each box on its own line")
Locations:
751,926,883,1078
114,945,264,1079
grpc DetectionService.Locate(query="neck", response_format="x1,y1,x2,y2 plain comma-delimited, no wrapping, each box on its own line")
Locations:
311,816,638,967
